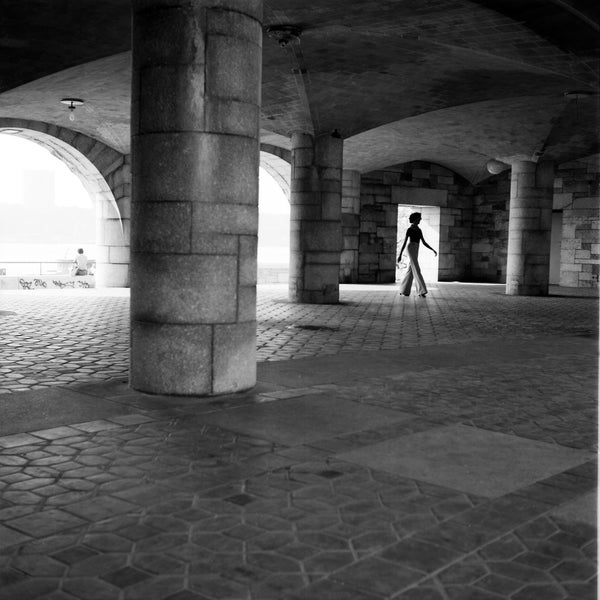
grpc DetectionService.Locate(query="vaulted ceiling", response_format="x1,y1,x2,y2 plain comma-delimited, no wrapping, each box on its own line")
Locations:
0,0,598,183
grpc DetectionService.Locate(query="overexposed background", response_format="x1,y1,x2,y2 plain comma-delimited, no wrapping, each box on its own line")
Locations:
0,134,290,272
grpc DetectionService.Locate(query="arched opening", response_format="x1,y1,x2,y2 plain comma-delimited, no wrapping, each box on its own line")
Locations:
0,122,128,288
0,133,95,282
258,167,290,284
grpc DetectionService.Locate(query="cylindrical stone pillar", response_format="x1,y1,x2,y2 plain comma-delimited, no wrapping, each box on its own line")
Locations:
130,0,262,395
289,132,343,303
506,160,554,295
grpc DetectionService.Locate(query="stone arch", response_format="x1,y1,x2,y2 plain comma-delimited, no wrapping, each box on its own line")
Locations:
260,143,291,199
0,118,130,286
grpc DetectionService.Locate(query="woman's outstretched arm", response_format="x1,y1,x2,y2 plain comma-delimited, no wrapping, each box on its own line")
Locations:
421,236,438,256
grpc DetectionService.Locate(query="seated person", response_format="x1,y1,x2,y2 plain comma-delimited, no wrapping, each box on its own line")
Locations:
72,248,88,276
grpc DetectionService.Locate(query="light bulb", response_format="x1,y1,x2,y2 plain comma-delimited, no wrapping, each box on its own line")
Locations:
60,98,84,121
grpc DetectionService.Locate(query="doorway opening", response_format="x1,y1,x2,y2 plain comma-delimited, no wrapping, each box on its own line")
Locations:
396,205,440,283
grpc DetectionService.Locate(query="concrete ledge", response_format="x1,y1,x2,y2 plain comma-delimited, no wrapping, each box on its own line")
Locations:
0,275,95,290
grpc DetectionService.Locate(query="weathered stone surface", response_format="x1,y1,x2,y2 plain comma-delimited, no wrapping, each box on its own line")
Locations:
131,201,192,253
130,0,260,395
131,254,238,324
213,321,257,393
289,133,343,304
130,321,212,395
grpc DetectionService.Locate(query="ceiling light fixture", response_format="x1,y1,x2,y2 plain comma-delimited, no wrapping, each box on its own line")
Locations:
486,159,510,175
563,90,595,100
60,98,84,121
563,90,596,124
266,25,301,48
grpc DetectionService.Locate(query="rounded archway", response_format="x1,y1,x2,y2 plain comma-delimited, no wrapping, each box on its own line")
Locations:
260,144,291,200
0,119,130,287
0,134,95,279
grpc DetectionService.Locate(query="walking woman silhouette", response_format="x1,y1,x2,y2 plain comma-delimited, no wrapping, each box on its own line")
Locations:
397,212,437,297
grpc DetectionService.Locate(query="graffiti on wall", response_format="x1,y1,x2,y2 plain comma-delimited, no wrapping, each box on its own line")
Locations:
18,278,92,290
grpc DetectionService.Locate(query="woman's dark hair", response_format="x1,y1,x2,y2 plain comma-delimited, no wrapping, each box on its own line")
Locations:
409,212,421,223
77,248,84,254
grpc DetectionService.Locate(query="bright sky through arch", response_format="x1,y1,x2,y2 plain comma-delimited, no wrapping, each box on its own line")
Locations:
259,167,288,214
0,133,290,266
0,133,91,207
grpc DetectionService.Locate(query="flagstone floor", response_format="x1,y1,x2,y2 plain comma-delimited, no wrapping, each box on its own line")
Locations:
0,283,597,600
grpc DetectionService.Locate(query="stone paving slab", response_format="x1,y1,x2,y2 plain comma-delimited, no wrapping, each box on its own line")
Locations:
0,387,137,437
337,424,595,498
549,491,597,527
199,394,415,446
256,335,593,388
0,404,595,599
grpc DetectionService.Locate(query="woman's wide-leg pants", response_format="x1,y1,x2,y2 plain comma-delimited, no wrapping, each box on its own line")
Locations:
399,242,427,296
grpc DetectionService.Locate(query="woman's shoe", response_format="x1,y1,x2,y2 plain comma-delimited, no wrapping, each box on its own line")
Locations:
419,293,427,297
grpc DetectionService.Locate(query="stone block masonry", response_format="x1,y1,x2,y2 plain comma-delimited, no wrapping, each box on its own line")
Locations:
289,133,343,303
471,174,510,282
357,162,472,284
130,0,262,395
340,170,361,283
555,157,600,289
469,156,599,291
357,178,395,283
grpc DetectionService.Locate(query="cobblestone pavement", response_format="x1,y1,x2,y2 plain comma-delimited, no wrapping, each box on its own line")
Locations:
0,283,597,599
0,283,596,392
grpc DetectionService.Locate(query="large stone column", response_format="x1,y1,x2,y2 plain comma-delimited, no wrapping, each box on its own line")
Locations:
506,160,554,295
289,132,343,303
130,0,262,395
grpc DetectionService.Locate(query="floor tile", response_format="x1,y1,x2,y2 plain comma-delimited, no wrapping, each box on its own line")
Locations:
549,490,597,526
6,508,87,537
0,523,32,550
0,284,596,600
337,424,594,497
200,394,413,446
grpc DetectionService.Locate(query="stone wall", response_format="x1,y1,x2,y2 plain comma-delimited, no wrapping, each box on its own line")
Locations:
471,173,511,282
470,156,599,289
357,177,395,283
554,157,600,289
340,170,361,283
357,162,473,283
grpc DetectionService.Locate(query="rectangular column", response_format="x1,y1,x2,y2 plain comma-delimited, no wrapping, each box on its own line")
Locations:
289,132,343,303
